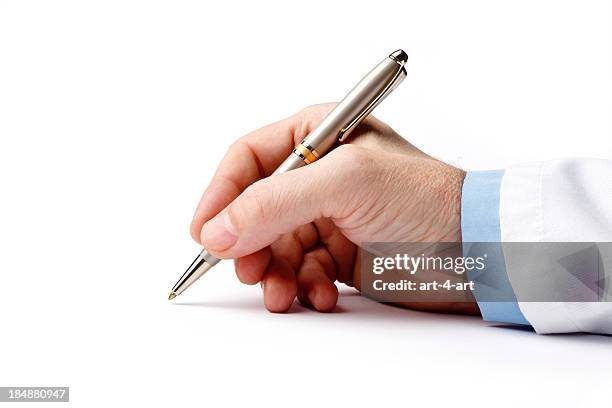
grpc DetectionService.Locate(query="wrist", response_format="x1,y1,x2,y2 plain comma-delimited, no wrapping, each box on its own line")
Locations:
428,161,464,243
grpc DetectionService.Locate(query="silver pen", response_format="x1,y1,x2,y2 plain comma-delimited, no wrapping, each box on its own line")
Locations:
168,49,408,300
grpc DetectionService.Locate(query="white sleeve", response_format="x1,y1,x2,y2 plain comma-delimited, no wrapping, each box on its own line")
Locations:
499,158,612,334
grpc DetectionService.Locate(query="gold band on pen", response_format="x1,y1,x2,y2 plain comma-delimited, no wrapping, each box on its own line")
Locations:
294,142,320,164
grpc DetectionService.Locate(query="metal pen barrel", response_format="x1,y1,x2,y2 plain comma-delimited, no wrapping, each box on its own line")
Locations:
169,49,408,300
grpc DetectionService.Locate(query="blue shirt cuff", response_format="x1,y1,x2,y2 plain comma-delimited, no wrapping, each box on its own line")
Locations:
461,170,530,326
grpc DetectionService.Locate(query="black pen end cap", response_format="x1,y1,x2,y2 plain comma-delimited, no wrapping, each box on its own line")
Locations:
390,49,408,65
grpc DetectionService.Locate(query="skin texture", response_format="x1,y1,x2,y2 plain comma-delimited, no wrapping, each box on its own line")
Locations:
190,103,480,315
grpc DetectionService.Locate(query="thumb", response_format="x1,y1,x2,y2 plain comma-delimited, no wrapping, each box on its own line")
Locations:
200,145,361,259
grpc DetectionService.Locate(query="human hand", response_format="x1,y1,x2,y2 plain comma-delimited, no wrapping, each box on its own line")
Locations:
191,104,479,314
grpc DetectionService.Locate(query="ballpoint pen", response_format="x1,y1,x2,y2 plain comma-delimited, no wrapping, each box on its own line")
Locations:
168,49,408,300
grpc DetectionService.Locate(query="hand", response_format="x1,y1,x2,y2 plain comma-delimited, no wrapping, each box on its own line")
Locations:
191,104,479,314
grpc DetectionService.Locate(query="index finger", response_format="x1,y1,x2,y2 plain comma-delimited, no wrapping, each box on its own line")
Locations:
190,104,332,243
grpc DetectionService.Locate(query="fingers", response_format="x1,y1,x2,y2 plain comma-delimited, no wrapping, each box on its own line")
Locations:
296,246,338,312
233,224,342,313
201,145,362,259
234,223,317,285
234,248,271,285
312,218,357,286
261,257,297,313
190,106,332,243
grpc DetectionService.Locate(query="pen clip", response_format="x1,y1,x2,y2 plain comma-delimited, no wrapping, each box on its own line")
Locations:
338,66,407,143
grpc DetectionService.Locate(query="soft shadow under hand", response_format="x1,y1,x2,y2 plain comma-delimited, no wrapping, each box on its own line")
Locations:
173,288,612,342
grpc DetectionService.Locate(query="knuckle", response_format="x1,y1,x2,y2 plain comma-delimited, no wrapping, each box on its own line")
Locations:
228,138,245,153
288,104,340,143
329,144,369,168
222,139,250,165
298,103,338,122
301,103,329,114
301,104,319,114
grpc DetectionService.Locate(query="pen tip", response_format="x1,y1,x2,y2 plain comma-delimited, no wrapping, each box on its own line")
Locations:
168,292,177,301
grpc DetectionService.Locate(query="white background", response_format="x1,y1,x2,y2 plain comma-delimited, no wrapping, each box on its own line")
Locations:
1,0,611,407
